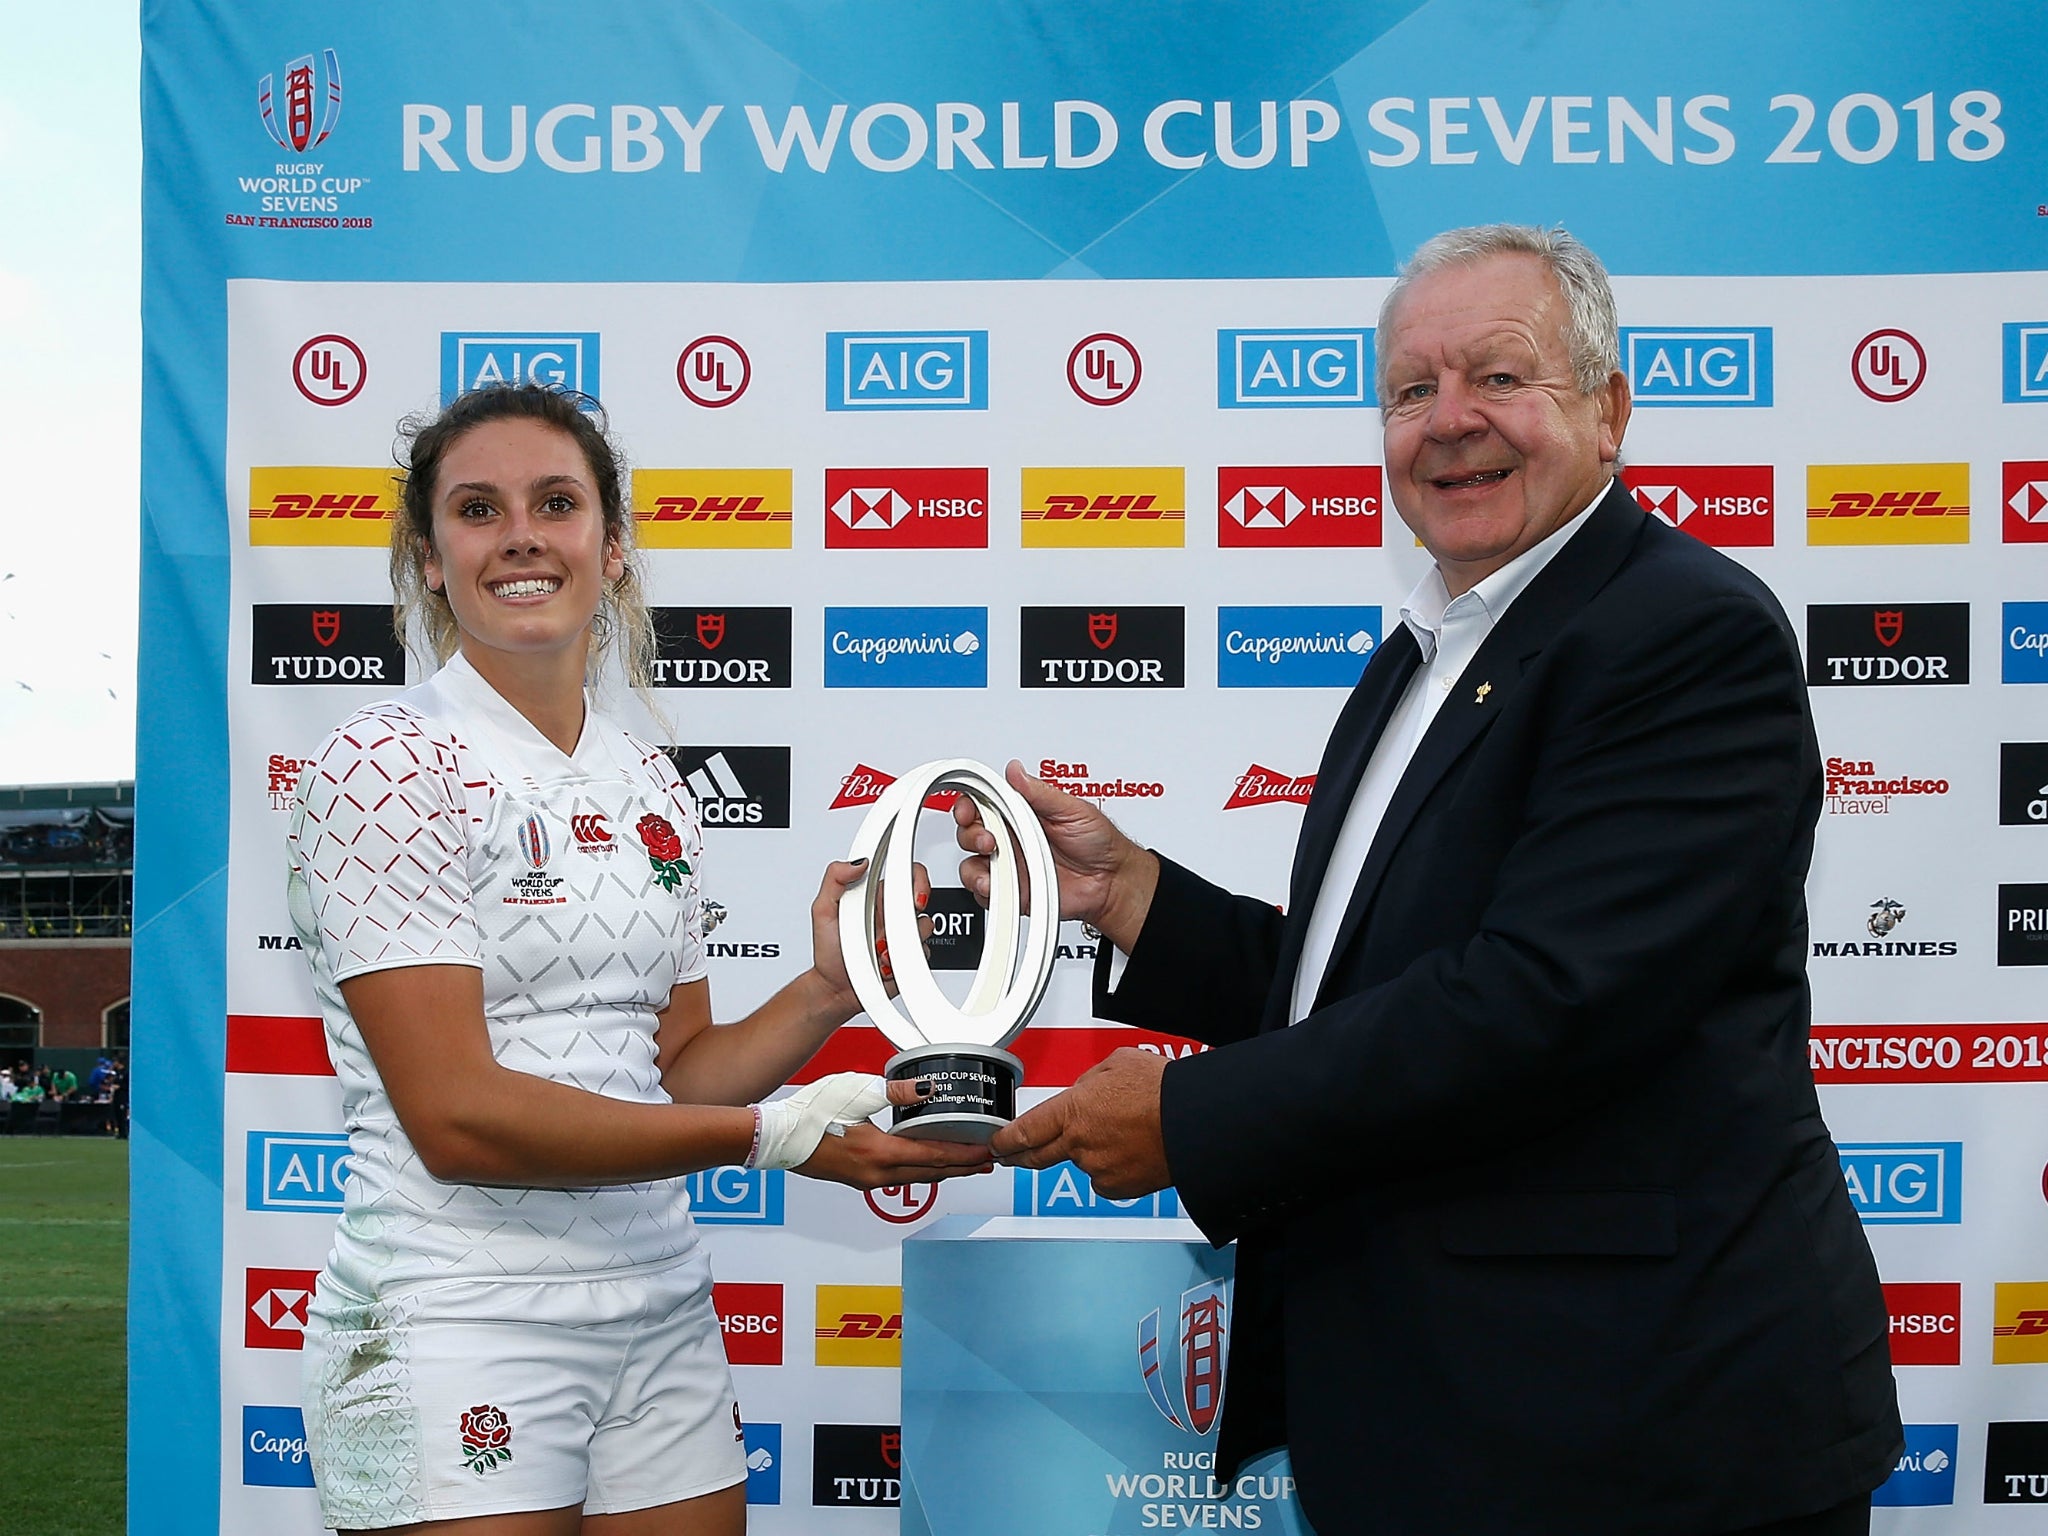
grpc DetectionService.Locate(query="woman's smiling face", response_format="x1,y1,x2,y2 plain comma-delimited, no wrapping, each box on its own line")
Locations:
421,416,624,671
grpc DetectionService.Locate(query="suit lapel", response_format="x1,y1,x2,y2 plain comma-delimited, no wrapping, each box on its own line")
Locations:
1310,482,1647,1008
1256,627,1422,1032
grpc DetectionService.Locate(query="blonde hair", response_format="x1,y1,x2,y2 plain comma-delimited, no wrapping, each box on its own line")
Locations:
389,384,656,693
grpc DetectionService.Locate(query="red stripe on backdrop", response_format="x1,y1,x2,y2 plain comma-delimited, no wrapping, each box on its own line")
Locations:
788,1025,1207,1086
226,1014,334,1075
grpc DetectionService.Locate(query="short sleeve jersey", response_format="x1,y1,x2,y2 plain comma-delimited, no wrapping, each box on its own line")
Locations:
286,652,708,1292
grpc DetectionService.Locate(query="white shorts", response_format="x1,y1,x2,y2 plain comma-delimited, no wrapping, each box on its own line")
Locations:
301,1255,745,1530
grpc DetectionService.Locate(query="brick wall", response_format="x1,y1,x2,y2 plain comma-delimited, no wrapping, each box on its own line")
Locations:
0,941,131,1050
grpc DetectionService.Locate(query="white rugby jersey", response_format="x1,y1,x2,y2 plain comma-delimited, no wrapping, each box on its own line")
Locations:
286,651,710,1293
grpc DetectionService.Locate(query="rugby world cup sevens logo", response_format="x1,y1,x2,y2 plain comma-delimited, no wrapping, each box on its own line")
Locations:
1138,1278,1228,1435
259,50,342,154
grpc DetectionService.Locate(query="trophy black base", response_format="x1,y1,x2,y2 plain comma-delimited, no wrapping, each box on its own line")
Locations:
885,1044,1023,1143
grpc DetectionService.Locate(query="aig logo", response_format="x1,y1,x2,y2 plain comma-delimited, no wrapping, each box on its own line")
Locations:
1839,1142,1962,1225
1216,328,1373,408
2003,322,2048,403
684,1167,786,1225
245,1131,351,1212
1620,327,1773,407
1013,1160,1181,1218
826,331,986,411
440,332,599,401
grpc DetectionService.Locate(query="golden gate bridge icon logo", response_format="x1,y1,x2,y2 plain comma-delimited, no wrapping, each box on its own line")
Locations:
259,50,343,154
1138,1278,1229,1434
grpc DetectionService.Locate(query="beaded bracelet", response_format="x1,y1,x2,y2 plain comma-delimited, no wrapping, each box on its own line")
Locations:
744,1104,764,1169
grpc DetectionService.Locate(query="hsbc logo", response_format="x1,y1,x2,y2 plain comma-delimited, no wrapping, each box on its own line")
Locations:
651,607,791,688
1622,465,1774,547
1621,327,1772,407
1021,606,1184,688
1217,466,1380,548
2005,462,2048,543
826,331,986,411
1884,1282,1962,1366
713,1282,783,1366
824,468,988,549
1216,328,1373,408
245,1267,319,1350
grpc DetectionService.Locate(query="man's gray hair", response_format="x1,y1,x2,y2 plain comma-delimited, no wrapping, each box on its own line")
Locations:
1377,224,1620,398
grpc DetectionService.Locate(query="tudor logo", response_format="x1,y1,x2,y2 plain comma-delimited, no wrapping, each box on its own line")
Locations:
1875,610,1904,647
1088,613,1118,650
651,608,792,690
253,604,402,686
832,487,910,529
1021,606,1184,688
1852,327,1926,403
676,336,750,408
311,610,340,647
694,612,725,649
1807,603,1969,688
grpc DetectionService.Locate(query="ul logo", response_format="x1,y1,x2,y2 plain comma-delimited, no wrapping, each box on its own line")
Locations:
1067,332,1142,406
863,1183,939,1224
292,334,366,406
1851,328,1926,403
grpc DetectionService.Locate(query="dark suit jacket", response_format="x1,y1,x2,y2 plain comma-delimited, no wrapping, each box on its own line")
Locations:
1094,483,1901,1535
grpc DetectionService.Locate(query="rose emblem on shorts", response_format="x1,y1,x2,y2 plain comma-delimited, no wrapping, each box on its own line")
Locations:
636,813,692,891
460,1404,513,1474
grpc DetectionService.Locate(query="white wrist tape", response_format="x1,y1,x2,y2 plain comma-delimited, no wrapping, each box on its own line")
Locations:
746,1072,891,1171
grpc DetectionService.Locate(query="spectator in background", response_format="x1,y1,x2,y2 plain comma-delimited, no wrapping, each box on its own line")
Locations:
14,1076,44,1104
0,1068,15,1102
50,1066,78,1101
87,1056,111,1096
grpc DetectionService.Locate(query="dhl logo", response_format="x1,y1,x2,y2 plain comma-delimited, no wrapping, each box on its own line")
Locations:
1021,468,1185,549
248,468,397,547
1991,1282,2048,1364
1806,464,1969,546
814,1284,903,1367
631,469,794,549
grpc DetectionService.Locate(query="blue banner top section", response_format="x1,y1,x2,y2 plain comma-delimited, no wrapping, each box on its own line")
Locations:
153,0,2048,282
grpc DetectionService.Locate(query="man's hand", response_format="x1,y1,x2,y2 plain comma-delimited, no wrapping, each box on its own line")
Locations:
987,1048,1170,1199
953,760,1159,952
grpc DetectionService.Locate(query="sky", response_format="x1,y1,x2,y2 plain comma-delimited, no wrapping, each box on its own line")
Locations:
0,3,140,786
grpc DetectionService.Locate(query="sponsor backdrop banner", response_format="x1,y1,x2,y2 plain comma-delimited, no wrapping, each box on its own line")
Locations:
137,3,2048,1530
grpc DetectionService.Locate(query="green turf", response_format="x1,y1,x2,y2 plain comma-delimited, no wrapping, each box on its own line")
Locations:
0,1138,127,1536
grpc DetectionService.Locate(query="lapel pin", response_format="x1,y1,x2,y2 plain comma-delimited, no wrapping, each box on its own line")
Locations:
1474,681,1493,704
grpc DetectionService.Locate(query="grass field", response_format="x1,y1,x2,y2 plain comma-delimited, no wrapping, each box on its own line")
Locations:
0,1138,126,1536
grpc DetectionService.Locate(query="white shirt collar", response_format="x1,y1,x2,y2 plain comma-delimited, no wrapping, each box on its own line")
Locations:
1398,485,1608,661
429,649,600,776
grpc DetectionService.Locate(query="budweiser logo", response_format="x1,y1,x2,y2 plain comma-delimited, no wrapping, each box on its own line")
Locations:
830,764,959,812
1224,765,1315,809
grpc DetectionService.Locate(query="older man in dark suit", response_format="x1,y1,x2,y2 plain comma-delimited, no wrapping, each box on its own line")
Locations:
960,225,1901,1536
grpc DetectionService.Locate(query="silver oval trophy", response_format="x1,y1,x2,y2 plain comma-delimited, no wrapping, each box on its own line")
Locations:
837,760,1059,1142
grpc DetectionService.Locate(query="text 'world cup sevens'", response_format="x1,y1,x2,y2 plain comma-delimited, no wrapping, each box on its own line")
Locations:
837,760,1059,1141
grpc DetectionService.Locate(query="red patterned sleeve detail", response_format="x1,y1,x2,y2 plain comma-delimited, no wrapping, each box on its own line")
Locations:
292,705,484,980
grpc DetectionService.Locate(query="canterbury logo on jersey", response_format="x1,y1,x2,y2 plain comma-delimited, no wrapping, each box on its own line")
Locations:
632,470,794,549
1020,468,1185,548
248,468,398,547
570,813,614,853
1807,464,1970,546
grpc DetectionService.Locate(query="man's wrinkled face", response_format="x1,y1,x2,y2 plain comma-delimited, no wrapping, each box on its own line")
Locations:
1379,253,1629,595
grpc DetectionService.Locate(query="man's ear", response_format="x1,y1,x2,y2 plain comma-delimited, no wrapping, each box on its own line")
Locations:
1597,370,1632,466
